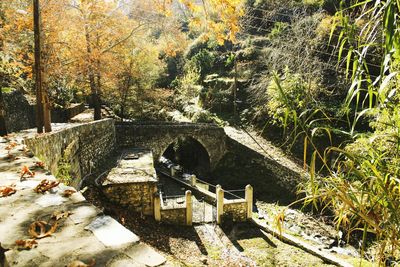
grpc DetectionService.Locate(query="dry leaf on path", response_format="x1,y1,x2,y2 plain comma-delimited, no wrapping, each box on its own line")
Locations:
34,179,60,194
51,210,72,221
35,161,45,168
21,165,35,179
29,221,58,239
67,259,96,267
0,185,16,197
62,189,76,197
15,239,38,250
5,141,17,151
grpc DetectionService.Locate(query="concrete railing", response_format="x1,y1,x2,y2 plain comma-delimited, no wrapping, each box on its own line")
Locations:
161,167,253,224
154,191,192,226
216,184,253,224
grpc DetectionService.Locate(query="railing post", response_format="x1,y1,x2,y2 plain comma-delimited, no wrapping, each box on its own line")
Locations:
170,166,176,177
154,193,161,222
245,184,253,219
216,185,224,224
190,175,197,187
186,190,192,226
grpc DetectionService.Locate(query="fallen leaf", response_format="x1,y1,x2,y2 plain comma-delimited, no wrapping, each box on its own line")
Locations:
6,153,15,160
67,259,96,267
62,189,76,197
15,239,38,250
21,165,35,179
51,210,72,221
35,161,45,168
29,221,58,239
5,141,17,151
34,179,60,194
0,185,16,197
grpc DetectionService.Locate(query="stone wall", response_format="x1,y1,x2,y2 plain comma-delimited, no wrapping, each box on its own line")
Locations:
3,89,35,132
223,200,248,222
212,137,302,204
24,119,116,187
160,207,187,225
115,122,227,169
102,182,157,215
51,103,86,122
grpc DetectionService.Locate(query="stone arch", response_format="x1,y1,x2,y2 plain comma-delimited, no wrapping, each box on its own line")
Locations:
158,136,211,176
115,122,228,170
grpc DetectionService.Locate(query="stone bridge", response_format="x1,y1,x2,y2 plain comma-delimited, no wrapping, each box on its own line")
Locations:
115,122,227,170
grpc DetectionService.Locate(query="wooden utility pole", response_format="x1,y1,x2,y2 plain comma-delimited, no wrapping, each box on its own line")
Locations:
33,0,44,133
33,0,51,133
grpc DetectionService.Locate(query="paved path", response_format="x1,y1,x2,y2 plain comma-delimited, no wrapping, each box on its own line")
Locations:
0,127,167,267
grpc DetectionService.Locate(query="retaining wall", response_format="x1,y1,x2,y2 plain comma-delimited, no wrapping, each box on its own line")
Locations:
103,182,157,215
223,199,248,222
24,119,116,188
160,207,187,225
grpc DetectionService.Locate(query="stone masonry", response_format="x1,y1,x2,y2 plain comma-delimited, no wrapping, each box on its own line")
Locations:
115,122,227,170
24,119,116,187
101,149,158,216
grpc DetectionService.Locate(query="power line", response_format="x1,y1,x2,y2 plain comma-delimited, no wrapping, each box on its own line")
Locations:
237,35,380,79
239,21,383,69
238,31,381,76
241,14,383,59
242,8,383,55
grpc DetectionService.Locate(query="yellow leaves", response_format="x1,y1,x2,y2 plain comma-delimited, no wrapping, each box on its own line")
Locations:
274,210,286,236
34,179,60,194
188,17,202,29
179,0,202,13
29,220,58,239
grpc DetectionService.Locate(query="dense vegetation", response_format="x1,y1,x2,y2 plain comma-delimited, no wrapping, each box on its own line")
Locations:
1,0,399,264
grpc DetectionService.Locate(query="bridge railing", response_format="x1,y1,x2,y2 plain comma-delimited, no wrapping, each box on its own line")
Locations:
115,121,221,128
154,190,193,226
158,166,253,224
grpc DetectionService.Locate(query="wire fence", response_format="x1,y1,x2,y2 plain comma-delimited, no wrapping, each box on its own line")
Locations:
157,164,246,201
161,194,186,209
224,189,245,200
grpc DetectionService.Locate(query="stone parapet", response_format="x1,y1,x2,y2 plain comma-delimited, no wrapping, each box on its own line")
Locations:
24,119,116,187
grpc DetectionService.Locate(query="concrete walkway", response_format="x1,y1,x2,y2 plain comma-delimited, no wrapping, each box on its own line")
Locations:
0,128,166,267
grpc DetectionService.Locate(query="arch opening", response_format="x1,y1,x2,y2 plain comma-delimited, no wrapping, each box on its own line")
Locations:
159,136,211,177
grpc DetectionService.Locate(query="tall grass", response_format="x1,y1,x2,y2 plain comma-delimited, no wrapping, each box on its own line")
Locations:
270,0,400,263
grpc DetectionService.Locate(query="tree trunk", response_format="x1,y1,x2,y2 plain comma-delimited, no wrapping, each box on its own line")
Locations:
84,24,101,120
95,32,102,120
33,0,44,133
0,88,7,136
43,93,52,132
120,75,131,119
